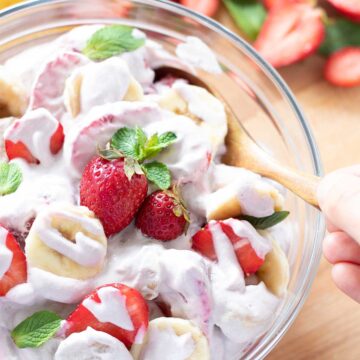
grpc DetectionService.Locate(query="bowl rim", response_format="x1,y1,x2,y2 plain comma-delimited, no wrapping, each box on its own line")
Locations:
0,0,325,358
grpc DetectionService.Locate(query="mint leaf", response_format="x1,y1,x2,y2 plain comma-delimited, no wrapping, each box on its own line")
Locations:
11,311,62,349
142,162,171,190
111,127,139,159
240,211,290,230
158,132,177,145
83,25,145,61
142,131,177,160
223,0,267,41
319,19,360,57
0,162,22,195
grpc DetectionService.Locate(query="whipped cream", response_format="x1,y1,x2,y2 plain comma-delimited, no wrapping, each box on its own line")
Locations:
4,108,60,166
54,327,132,360
140,326,195,360
83,286,134,331
0,24,290,359
0,227,12,278
176,36,222,74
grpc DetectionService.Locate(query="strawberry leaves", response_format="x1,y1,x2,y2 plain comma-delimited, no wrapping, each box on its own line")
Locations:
11,311,62,348
319,18,360,57
83,25,145,61
0,162,22,196
101,126,177,190
223,0,267,41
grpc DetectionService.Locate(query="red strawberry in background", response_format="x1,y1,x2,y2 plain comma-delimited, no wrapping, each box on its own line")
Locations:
326,0,360,22
80,156,148,237
263,0,311,10
192,220,265,275
172,0,219,17
0,227,27,296
254,2,325,68
324,47,360,87
65,284,149,349
136,188,189,241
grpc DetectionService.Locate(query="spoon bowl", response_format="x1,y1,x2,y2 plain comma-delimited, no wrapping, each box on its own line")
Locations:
155,66,320,209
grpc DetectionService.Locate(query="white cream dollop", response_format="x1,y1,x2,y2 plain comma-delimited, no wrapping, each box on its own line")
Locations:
83,286,134,330
139,326,195,360
176,36,222,74
54,327,132,360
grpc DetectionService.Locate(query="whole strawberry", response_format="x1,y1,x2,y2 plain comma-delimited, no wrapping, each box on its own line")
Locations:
80,156,147,237
136,189,189,241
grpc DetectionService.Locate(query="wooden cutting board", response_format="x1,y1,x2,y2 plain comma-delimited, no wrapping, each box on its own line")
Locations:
216,6,360,360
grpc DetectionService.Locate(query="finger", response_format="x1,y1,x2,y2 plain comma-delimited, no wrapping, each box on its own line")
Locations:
317,170,360,244
325,217,340,233
332,262,360,303
323,231,360,265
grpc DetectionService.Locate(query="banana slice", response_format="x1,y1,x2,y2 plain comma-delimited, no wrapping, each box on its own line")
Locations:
25,203,107,280
155,83,227,156
64,57,143,118
0,65,27,118
257,233,290,296
131,317,210,360
205,164,284,221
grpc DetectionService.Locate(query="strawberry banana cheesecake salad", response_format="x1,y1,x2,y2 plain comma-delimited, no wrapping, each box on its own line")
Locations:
0,24,291,359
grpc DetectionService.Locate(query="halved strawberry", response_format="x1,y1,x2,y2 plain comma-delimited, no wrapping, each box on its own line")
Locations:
0,227,27,296
324,47,360,87
192,220,264,275
326,0,360,22
220,223,265,275
192,224,217,261
5,140,39,164
179,0,219,17
254,3,325,68
65,283,149,348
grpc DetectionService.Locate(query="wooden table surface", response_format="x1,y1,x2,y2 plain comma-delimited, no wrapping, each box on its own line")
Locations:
216,6,360,360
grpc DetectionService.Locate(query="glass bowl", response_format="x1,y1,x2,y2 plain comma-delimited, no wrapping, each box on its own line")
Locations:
0,0,325,358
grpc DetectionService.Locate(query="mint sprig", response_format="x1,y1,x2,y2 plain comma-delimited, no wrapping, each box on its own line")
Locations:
142,162,171,191
11,311,62,349
83,25,145,61
223,0,267,41
239,211,290,230
101,126,177,190
0,162,22,195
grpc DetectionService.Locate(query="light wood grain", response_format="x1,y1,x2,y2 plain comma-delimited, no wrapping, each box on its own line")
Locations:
216,5,360,360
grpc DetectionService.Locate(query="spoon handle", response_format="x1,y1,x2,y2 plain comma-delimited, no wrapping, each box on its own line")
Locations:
241,138,321,209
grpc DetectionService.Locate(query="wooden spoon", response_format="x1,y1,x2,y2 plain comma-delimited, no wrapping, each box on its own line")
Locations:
155,67,320,209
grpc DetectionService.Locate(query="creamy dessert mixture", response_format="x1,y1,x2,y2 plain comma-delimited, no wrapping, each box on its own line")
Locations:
0,25,291,360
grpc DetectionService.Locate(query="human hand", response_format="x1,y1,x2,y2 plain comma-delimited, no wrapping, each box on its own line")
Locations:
317,166,360,303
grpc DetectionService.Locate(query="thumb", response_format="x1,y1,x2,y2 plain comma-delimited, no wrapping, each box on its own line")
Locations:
317,167,360,245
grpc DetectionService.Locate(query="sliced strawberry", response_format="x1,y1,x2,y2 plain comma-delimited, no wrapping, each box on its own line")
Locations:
5,140,39,164
263,0,311,10
65,283,149,348
49,123,65,154
179,0,219,17
192,220,265,275
192,224,217,261
4,108,65,164
220,223,265,275
324,47,360,87
0,227,27,296
326,0,360,22
254,3,325,68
